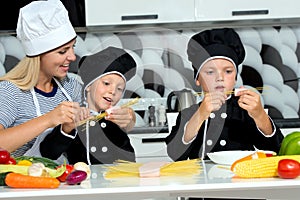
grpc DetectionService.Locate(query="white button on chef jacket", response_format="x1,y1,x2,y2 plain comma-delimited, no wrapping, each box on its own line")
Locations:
101,122,106,128
90,146,96,152
102,146,108,152
207,139,213,146
220,140,226,146
89,121,96,126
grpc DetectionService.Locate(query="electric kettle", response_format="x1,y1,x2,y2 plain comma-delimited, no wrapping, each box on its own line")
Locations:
167,89,196,112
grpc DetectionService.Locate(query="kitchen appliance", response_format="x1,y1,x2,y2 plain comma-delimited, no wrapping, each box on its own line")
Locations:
148,105,156,127
167,89,196,112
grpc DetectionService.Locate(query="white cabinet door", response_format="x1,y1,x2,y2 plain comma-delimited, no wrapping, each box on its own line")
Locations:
195,0,300,21
128,133,172,162
85,0,195,26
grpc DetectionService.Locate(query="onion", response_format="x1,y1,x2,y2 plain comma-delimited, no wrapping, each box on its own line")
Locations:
65,170,87,185
73,162,91,179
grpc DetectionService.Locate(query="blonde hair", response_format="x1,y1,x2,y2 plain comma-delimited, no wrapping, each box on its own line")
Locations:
0,56,40,90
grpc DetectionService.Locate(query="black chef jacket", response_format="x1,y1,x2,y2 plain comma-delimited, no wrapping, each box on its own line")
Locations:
40,118,135,164
165,95,284,161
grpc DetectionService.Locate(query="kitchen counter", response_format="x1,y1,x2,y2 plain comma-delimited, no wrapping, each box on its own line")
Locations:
1,161,300,200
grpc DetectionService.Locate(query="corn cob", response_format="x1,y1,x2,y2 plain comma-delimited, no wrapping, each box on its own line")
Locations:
231,155,300,178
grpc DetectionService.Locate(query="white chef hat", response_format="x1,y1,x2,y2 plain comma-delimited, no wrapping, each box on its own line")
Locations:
16,0,76,56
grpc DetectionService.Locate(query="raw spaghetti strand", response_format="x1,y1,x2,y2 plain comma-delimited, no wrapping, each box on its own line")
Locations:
103,159,201,178
196,86,268,96
78,97,140,128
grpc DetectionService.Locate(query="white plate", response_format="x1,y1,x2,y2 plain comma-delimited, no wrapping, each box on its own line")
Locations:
207,150,258,165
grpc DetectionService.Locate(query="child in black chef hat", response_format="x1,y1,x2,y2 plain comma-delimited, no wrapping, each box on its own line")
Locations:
40,46,137,165
165,28,283,167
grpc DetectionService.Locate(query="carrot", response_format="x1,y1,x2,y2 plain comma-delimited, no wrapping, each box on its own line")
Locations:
5,173,60,189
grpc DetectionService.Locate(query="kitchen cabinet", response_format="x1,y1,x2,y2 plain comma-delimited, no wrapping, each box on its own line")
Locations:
128,127,172,163
85,0,300,32
85,0,195,27
195,0,300,22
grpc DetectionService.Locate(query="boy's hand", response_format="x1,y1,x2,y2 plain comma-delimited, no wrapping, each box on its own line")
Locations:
236,87,264,119
199,91,227,120
105,106,136,131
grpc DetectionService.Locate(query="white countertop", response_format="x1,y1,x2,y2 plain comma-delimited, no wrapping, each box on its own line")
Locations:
1,161,300,200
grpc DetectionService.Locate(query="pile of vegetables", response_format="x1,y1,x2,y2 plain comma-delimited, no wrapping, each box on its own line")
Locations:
0,148,91,188
231,153,300,178
231,132,300,179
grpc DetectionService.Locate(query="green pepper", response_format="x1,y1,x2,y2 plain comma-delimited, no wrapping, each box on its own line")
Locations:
279,131,300,155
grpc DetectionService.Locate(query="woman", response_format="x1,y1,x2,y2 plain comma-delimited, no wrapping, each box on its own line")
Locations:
0,0,88,158
165,28,284,162
40,46,137,165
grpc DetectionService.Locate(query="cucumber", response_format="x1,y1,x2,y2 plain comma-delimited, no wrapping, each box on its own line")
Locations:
0,172,9,186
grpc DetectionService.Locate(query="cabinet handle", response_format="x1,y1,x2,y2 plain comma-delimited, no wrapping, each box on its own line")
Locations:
232,10,269,16
121,14,158,21
142,138,166,143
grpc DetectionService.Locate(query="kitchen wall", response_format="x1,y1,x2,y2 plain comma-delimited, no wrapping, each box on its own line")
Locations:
2,22,300,162
1,0,300,163
1,25,300,129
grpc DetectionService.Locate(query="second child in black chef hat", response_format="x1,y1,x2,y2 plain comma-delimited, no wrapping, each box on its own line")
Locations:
165,28,284,165
40,46,137,165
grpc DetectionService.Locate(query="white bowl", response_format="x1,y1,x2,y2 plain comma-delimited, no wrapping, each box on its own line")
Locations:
207,150,257,165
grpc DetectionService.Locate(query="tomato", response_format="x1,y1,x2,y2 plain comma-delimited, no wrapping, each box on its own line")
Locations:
0,148,10,164
5,157,16,165
277,159,300,179
57,164,74,182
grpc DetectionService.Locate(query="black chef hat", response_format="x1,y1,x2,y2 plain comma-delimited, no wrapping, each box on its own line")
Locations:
187,28,245,80
78,46,136,96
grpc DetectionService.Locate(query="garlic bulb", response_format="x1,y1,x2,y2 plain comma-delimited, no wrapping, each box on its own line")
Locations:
28,163,49,177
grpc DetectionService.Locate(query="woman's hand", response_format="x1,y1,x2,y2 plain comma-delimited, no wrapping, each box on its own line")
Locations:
62,106,90,133
44,102,90,133
105,106,136,132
